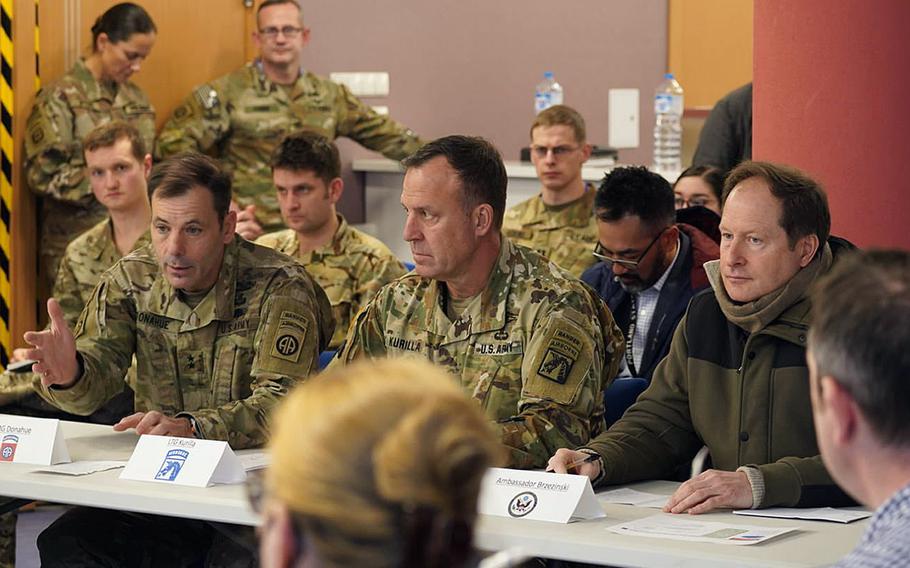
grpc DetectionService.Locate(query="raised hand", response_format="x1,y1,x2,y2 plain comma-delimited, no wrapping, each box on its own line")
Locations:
23,299,80,388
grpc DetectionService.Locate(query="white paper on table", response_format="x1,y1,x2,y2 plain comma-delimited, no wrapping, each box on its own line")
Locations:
237,451,270,471
600,488,669,509
34,460,126,476
733,507,871,524
608,514,798,545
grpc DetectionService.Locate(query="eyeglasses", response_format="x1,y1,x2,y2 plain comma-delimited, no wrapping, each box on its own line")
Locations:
530,145,579,159
593,228,667,270
259,26,304,39
675,196,715,209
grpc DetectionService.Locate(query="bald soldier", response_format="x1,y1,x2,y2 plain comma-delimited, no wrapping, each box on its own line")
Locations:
336,136,623,469
257,131,406,348
25,152,333,566
156,0,423,237
502,105,598,278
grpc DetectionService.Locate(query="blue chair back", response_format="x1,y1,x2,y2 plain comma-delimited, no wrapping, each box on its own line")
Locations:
318,350,337,370
603,377,649,427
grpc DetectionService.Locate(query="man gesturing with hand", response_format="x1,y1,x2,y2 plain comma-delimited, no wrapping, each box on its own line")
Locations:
29,152,334,567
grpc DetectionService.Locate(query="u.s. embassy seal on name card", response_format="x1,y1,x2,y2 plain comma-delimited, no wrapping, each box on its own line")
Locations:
478,467,605,523
0,415,70,466
120,435,246,487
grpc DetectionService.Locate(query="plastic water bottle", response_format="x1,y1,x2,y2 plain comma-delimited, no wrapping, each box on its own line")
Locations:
534,71,564,113
652,73,684,177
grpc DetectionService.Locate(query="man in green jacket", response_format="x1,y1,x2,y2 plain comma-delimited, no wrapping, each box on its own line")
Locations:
550,161,853,512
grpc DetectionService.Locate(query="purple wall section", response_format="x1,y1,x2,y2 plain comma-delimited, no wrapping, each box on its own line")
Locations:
299,1,668,220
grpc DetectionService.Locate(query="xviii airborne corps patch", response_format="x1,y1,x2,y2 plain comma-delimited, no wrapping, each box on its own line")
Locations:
536,327,583,385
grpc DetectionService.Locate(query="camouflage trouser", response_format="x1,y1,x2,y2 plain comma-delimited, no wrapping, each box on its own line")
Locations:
0,511,14,568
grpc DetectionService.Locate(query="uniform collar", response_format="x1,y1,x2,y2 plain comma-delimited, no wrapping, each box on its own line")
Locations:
88,220,151,262
251,59,309,98
74,58,117,101
296,215,350,262
423,237,514,339
521,183,596,228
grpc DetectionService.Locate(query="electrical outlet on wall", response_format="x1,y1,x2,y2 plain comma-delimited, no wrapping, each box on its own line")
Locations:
329,72,390,97
608,88,640,149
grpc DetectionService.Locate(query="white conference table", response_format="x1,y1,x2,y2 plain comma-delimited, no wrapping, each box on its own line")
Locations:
0,421,258,526
0,421,866,567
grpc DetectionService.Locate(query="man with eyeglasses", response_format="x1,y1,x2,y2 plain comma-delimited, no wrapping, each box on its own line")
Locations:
156,0,423,238
581,166,718,381
550,161,856,517
502,105,598,278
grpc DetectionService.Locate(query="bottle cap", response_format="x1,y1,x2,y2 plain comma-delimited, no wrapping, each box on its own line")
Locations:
665,73,675,79
544,71,554,79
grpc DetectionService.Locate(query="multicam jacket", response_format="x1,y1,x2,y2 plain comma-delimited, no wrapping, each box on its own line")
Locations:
156,61,423,231
40,237,335,449
502,185,598,278
256,215,406,348
336,238,623,468
25,58,155,283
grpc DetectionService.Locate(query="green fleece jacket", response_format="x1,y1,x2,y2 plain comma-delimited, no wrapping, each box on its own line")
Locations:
587,239,854,507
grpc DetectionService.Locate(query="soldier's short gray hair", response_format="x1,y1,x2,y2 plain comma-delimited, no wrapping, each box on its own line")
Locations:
809,249,910,448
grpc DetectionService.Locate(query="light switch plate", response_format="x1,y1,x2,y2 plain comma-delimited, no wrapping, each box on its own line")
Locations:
608,88,640,149
329,72,390,97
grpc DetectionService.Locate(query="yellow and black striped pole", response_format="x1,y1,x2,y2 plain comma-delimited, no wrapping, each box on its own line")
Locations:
0,0,12,366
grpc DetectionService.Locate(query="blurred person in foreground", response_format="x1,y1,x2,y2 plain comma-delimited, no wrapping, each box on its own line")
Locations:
257,358,503,568
809,250,910,567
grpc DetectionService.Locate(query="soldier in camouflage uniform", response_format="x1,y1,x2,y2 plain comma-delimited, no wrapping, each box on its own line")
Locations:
0,120,153,568
502,105,599,278
335,136,623,469
26,153,333,567
6,122,153,405
156,0,423,236
257,132,406,348
25,3,157,291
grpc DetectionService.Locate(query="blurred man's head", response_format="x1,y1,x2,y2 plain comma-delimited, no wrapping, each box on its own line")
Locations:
529,105,592,199
270,131,342,237
719,162,829,302
84,121,151,214
254,0,309,72
593,166,678,293
809,250,910,507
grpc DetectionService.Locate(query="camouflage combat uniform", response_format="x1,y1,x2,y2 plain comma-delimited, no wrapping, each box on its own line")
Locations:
0,220,150,568
25,59,155,289
156,61,423,231
39,236,334,448
336,238,623,469
256,215,406,348
502,184,598,278
1,219,150,403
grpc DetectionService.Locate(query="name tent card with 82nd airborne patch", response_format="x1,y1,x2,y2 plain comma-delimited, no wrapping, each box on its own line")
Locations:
478,467,605,523
120,435,246,487
0,415,71,465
